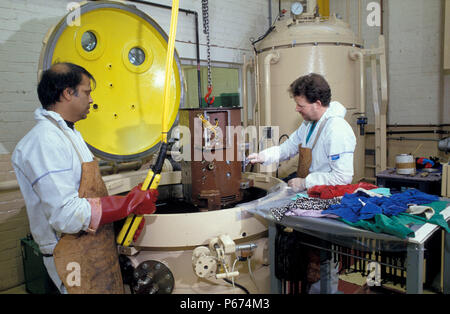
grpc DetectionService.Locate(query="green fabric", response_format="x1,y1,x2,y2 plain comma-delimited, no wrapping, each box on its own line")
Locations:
340,201,450,239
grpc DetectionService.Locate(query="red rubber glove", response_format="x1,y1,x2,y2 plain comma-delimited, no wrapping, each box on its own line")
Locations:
87,184,158,233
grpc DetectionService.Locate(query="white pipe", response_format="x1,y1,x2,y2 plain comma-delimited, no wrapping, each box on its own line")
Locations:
254,51,260,130
346,0,350,24
307,0,317,15
349,50,365,115
242,54,253,128
358,0,362,43
263,51,280,127
0,180,19,191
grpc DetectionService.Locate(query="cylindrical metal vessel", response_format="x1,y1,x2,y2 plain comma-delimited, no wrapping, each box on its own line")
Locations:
254,15,365,181
395,154,415,175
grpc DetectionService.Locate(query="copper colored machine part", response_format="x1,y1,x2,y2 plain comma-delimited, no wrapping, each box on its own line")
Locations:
180,107,244,211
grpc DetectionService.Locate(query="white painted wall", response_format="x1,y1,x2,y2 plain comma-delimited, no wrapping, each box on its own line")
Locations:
330,0,447,126
329,0,382,126
386,0,444,125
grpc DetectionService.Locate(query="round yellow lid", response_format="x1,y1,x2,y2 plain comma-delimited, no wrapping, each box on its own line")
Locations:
40,1,183,161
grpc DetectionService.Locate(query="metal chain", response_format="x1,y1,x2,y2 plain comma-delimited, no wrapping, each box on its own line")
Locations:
201,0,212,88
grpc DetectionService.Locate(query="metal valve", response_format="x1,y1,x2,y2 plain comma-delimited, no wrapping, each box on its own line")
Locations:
357,116,368,136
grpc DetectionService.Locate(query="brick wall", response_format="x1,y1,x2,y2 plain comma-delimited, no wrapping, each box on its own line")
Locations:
0,153,29,291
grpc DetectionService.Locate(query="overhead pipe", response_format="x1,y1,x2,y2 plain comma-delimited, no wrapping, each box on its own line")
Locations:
387,137,441,142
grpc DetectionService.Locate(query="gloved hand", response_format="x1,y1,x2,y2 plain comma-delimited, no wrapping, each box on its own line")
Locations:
288,178,306,192
87,184,158,233
247,153,265,164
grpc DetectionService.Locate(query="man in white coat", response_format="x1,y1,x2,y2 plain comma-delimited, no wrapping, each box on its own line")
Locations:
12,63,157,293
247,73,356,294
247,72,356,192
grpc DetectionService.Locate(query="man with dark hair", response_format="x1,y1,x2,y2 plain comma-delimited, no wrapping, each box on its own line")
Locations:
37,62,96,110
248,72,356,192
12,63,157,293
248,73,356,293
247,73,356,294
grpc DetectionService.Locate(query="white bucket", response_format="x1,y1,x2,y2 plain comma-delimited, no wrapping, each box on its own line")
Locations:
395,154,415,175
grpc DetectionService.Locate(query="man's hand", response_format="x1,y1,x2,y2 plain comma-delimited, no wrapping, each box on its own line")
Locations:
288,178,306,192
87,184,158,233
247,153,265,164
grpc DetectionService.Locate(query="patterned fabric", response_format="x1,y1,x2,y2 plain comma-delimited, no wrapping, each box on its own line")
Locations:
271,197,341,221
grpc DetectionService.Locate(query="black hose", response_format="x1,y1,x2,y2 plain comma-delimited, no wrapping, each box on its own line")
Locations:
250,25,275,52
276,134,289,178
223,279,250,294
152,142,168,175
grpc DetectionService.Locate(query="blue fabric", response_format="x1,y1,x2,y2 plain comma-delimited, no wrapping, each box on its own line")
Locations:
341,201,450,239
322,188,439,223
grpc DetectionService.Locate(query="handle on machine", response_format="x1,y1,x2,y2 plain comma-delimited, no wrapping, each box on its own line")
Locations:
116,0,179,247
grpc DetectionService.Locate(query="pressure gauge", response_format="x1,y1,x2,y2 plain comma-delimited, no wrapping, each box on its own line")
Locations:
291,2,304,15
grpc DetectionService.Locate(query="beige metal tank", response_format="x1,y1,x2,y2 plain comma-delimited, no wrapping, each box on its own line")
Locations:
254,14,366,182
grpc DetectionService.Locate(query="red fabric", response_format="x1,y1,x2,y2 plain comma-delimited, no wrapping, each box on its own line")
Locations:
307,182,378,199
99,183,159,225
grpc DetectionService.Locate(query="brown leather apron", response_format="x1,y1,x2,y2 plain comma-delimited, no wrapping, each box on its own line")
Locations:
296,118,329,179
46,117,124,294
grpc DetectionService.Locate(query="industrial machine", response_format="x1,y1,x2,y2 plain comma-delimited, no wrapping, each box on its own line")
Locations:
244,0,388,181
38,0,283,294
36,0,390,294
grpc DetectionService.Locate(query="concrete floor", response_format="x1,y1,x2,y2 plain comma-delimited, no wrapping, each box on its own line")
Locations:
0,284,28,294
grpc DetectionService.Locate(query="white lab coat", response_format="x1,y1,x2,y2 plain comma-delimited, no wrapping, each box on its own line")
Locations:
260,101,356,189
12,108,94,292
